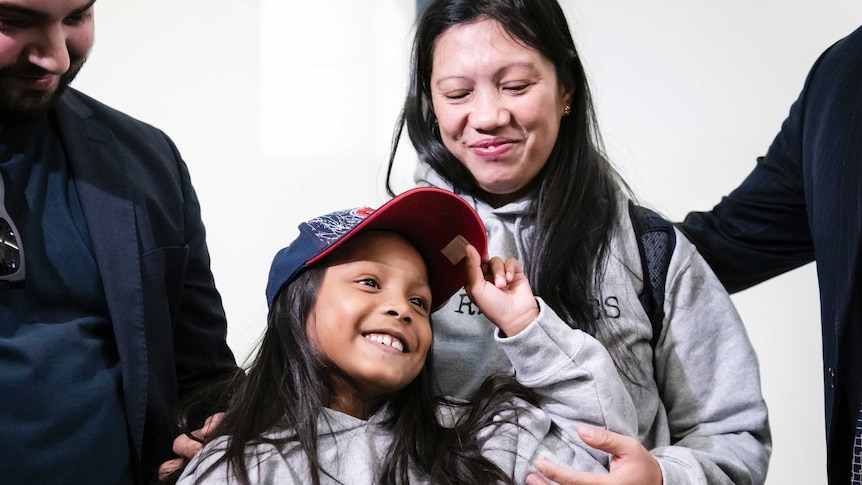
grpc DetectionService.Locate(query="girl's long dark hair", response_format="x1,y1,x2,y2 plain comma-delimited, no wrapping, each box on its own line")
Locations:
386,0,641,381
176,265,537,485
195,266,329,485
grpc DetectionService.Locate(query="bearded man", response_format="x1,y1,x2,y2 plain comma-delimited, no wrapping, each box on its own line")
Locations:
0,1,238,483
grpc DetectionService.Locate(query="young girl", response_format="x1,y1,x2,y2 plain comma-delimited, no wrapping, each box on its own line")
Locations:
174,187,636,485
385,1,771,484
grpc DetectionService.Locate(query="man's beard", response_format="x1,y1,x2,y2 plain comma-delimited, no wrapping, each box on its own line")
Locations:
0,55,87,127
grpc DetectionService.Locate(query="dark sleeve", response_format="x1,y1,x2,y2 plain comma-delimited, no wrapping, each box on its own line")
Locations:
169,137,239,401
74,94,243,481
678,43,836,293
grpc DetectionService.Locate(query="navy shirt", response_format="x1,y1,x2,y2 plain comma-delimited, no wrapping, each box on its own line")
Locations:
0,115,132,484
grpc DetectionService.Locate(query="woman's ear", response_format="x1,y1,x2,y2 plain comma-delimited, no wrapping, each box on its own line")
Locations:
561,85,575,111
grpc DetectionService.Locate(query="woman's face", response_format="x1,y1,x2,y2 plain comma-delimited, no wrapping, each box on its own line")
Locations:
430,18,571,207
307,231,433,418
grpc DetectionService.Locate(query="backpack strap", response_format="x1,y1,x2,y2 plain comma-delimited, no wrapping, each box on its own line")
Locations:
628,201,676,348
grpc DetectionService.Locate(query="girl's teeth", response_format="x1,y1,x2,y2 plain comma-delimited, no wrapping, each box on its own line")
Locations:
366,333,405,352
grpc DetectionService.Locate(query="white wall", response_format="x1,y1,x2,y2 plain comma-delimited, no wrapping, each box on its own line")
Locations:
74,2,862,484
75,0,415,359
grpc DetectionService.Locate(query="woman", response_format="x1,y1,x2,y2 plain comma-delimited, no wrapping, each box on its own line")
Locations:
385,1,771,484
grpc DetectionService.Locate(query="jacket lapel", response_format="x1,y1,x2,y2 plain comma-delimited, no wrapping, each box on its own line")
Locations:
53,90,149,457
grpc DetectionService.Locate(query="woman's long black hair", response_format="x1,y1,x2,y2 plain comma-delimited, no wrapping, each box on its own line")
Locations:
178,262,537,485
386,0,641,382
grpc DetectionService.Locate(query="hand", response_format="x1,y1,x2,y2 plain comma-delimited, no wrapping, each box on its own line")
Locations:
157,412,225,480
525,426,663,485
463,244,538,337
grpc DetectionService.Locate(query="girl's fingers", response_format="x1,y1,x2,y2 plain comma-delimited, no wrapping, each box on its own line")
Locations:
504,257,521,282
486,256,508,287
464,244,485,289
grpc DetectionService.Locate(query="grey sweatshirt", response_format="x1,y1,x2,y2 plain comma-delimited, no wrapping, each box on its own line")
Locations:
415,165,771,485
176,300,638,484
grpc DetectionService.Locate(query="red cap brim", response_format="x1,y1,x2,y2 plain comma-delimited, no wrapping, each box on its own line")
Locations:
307,187,486,310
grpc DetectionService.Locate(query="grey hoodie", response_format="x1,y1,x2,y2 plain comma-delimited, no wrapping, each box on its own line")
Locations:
176,301,638,484
415,164,771,485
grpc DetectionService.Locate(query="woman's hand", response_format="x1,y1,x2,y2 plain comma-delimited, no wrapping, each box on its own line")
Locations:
463,244,538,337
525,426,663,485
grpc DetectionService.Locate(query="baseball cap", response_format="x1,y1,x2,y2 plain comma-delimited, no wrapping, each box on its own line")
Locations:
265,187,487,311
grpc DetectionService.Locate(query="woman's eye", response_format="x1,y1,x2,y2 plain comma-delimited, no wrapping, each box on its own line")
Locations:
503,83,530,93
443,90,470,100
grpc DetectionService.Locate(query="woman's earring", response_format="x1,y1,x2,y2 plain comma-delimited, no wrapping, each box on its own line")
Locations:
563,105,571,116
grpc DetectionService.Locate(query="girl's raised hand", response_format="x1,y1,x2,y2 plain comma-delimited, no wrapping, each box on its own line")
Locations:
464,244,539,337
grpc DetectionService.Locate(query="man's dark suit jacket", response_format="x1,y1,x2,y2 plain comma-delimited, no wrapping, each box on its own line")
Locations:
681,25,862,484
53,88,238,483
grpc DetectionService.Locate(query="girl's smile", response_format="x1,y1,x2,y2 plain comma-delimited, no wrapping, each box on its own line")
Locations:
307,230,433,417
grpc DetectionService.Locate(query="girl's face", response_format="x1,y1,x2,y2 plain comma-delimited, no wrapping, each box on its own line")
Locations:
430,18,571,207
308,231,433,417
